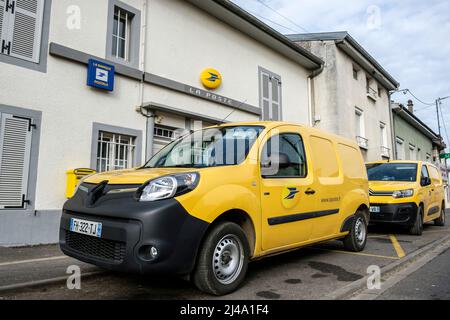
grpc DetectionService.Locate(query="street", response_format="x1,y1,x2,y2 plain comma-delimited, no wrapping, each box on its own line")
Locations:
378,247,450,300
1,211,449,300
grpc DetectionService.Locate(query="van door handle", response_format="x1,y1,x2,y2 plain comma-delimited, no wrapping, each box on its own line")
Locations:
305,189,316,195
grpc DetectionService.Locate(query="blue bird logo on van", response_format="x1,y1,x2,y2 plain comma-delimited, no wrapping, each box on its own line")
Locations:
285,188,299,200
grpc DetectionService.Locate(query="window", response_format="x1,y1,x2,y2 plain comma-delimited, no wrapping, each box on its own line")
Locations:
146,126,264,169
96,131,136,172
409,144,416,160
380,122,389,158
352,65,359,80
259,67,282,121
355,108,367,149
91,123,142,173
154,126,175,139
0,111,32,209
0,0,50,72
106,0,141,68
378,86,383,98
261,133,306,178
421,165,430,185
112,7,130,60
396,137,405,160
366,76,377,101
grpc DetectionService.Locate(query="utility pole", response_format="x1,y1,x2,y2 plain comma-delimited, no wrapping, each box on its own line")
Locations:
436,96,450,137
436,98,442,137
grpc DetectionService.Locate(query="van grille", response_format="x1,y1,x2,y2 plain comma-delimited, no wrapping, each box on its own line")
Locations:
65,231,126,263
369,189,393,196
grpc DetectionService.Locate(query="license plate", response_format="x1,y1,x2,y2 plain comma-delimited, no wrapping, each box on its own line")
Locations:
70,218,102,238
370,206,381,213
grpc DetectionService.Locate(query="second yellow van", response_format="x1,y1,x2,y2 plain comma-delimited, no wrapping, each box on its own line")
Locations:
366,160,446,235
60,122,369,295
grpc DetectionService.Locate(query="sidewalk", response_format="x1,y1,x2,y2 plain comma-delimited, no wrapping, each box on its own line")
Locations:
0,244,101,290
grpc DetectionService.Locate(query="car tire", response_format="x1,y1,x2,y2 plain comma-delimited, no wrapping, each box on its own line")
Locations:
343,212,367,252
193,222,250,296
409,206,424,236
434,204,446,227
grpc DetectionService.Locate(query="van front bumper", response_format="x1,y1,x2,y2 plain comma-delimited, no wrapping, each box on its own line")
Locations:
369,202,418,227
60,195,209,276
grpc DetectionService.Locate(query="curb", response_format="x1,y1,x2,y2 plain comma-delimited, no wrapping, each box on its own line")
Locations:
0,271,106,295
322,232,450,300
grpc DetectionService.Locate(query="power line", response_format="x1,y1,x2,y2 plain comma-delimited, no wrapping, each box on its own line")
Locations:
248,10,301,34
251,0,310,33
395,89,435,106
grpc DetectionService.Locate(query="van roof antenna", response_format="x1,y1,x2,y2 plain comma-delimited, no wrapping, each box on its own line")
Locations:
220,99,248,124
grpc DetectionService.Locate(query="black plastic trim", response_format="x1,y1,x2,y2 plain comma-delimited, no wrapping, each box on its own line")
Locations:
268,209,339,226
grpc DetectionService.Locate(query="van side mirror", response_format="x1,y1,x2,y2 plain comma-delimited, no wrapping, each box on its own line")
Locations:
421,177,431,186
261,152,291,169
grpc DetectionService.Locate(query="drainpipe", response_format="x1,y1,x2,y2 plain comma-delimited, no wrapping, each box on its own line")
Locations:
308,63,324,127
138,0,152,159
388,94,397,160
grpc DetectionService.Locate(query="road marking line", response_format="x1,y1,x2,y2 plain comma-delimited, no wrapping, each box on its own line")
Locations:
0,256,69,267
309,247,399,260
389,235,406,258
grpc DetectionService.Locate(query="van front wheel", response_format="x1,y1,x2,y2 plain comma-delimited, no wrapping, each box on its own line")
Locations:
193,222,250,296
343,212,367,252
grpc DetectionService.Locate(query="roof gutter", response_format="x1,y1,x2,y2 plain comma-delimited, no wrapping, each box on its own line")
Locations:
393,105,445,149
336,39,399,91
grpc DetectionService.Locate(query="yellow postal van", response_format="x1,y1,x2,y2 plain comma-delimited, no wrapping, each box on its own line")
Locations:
366,161,446,235
60,122,369,295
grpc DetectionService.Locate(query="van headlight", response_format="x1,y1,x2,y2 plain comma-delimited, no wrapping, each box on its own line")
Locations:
392,189,414,199
138,173,200,202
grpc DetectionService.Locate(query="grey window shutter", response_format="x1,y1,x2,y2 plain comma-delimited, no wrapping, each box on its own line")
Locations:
0,0,8,50
261,72,271,121
8,0,45,63
0,113,32,209
271,78,281,121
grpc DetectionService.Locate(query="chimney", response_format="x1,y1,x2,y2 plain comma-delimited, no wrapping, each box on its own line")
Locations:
407,100,414,113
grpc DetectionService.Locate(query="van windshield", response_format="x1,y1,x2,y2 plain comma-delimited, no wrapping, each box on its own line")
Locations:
144,126,264,169
366,163,418,182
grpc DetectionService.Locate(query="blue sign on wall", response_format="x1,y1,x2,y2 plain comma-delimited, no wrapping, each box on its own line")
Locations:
87,59,115,91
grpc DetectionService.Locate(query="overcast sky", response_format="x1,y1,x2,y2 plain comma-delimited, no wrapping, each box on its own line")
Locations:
232,0,450,150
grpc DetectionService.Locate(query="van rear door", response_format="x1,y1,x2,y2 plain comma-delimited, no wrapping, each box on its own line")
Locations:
307,136,344,240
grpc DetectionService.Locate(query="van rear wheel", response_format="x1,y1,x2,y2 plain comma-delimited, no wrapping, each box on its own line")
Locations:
193,222,250,296
434,205,446,227
343,212,367,252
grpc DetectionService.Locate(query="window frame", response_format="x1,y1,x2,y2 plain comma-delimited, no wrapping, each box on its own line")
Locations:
0,0,51,72
106,0,141,69
90,123,142,171
260,132,308,179
396,137,405,160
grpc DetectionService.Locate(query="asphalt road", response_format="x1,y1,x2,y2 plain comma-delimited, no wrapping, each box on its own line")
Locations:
378,247,450,300
1,210,449,300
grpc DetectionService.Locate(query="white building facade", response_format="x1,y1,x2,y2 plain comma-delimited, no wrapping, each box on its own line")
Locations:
288,32,400,162
0,0,322,246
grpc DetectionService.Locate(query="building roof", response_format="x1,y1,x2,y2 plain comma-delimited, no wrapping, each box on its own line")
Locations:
392,103,446,150
186,0,324,70
287,31,400,90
